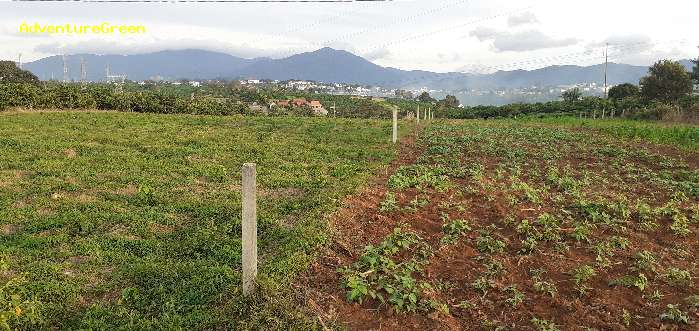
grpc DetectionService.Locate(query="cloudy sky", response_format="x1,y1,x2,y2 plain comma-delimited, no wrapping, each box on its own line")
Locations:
1,0,697,73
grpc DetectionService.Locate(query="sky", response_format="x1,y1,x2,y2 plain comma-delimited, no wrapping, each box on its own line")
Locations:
1,0,697,73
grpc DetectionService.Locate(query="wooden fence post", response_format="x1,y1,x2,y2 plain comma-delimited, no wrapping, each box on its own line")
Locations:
392,108,398,144
242,163,257,296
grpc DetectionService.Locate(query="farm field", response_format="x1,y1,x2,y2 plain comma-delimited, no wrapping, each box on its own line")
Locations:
0,111,410,329
305,119,699,330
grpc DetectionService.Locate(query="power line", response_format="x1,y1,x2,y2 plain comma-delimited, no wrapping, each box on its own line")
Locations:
360,5,535,54
374,40,689,90
276,0,477,58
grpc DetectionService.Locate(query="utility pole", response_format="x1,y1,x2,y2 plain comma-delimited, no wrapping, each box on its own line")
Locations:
604,43,609,99
62,54,69,83
80,57,87,84
601,43,609,119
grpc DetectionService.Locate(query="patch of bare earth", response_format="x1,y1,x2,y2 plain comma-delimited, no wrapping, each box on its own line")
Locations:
1,224,21,236
64,148,78,158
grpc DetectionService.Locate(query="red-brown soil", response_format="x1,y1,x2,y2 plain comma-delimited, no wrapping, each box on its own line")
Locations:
297,123,699,331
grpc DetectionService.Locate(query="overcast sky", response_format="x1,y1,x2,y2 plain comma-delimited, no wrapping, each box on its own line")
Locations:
1,0,697,73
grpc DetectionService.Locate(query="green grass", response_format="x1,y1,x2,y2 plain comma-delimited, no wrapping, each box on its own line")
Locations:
0,111,410,330
519,116,699,150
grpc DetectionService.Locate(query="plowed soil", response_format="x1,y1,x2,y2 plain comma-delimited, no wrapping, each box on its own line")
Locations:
298,121,699,331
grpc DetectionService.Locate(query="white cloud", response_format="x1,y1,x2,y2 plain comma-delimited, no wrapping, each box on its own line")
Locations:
469,27,500,41
362,48,391,61
470,28,579,52
0,0,697,72
507,12,539,27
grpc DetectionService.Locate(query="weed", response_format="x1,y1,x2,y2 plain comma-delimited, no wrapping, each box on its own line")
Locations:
644,290,663,303
571,222,594,243
660,304,689,324
531,317,561,331
454,301,476,309
0,275,43,330
622,309,633,327
389,165,450,192
472,277,495,295
505,285,525,307
340,227,434,313
476,229,506,255
670,213,692,236
380,192,399,212
571,265,597,295
685,295,699,308
609,273,648,292
511,180,541,203
533,280,558,298
662,268,692,287
484,260,505,278
632,250,657,272
403,196,429,213
441,219,471,245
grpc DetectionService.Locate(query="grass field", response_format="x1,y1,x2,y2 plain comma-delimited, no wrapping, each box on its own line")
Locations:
522,117,699,150
308,119,699,330
0,111,410,330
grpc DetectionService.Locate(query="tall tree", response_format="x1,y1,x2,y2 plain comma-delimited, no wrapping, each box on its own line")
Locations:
561,87,582,102
417,91,435,103
0,61,39,84
691,57,699,84
439,95,460,108
639,60,693,103
608,83,640,100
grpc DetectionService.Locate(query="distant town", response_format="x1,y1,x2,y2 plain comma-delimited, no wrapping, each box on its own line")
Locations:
131,77,609,107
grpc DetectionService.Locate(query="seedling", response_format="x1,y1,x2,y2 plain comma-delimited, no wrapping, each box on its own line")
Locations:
685,295,699,308
476,227,506,255
622,309,633,327
660,304,689,324
531,317,561,331
662,268,692,287
632,251,657,272
644,290,663,303
505,285,525,307
571,265,596,295
440,219,471,245
472,276,495,296
609,273,648,292
379,192,399,212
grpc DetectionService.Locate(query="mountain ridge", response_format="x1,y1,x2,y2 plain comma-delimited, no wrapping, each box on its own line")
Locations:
20,48,694,91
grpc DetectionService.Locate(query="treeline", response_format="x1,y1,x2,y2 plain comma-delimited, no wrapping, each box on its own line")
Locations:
440,96,699,120
0,83,249,115
441,59,699,121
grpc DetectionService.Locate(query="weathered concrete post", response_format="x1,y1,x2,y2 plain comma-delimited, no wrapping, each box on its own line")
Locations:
242,163,257,296
417,105,420,124
392,108,398,144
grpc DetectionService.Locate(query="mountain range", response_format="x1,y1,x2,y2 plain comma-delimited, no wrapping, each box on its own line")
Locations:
22,48,694,91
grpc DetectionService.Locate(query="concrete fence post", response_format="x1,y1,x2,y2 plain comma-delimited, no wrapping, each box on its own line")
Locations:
417,106,420,124
242,163,257,296
392,108,398,144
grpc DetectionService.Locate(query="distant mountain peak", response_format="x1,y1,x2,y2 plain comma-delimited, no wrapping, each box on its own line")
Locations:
20,48,693,94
